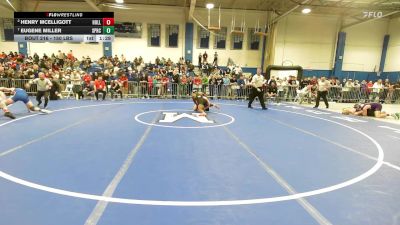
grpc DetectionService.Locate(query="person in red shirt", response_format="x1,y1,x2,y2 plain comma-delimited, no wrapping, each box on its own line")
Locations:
193,75,202,92
67,50,74,60
147,75,153,96
118,73,128,97
161,75,169,97
180,74,188,95
83,73,92,87
309,76,317,86
94,76,106,100
366,80,373,94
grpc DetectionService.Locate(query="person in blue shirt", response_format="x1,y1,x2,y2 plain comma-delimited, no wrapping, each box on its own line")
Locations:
0,87,50,119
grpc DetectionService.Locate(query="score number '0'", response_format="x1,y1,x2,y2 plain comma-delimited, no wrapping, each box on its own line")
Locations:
103,18,114,26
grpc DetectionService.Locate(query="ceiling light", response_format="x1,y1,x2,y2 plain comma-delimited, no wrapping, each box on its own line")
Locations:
302,8,311,14
206,3,214,9
115,0,124,3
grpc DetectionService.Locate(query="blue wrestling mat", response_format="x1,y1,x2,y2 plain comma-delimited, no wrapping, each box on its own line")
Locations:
0,99,399,225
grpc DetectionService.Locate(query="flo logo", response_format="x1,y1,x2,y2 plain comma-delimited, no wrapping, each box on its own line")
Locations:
135,109,235,128
159,112,214,124
363,11,383,18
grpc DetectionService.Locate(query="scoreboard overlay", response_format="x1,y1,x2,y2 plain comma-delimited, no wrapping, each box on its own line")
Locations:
14,12,114,42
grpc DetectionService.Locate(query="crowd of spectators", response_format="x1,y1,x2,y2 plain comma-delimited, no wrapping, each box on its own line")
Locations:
0,50,399,103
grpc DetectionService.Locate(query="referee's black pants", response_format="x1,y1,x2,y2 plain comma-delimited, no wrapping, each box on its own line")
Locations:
248,87,266,109
315,90,329,108
36,91,49,108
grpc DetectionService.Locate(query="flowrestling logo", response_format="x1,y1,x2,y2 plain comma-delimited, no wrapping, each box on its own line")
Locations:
134,109,235,128
159,112,214,124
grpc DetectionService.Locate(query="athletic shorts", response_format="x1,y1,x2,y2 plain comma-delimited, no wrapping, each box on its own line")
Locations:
11,88,29,104
366,103,382,117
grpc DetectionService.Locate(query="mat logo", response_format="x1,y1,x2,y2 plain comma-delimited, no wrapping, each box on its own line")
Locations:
159,112,214,124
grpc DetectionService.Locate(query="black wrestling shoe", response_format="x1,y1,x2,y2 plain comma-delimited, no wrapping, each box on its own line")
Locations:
262,107,268,110
248,105,253,108
4,112,16,119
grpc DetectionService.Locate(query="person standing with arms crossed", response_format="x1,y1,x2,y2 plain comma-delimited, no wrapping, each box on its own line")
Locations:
27,72,52,109
248,68,267,110
313,76,330,109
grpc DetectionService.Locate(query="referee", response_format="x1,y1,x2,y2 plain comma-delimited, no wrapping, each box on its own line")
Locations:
313,76,330,109
29,72,52,109
248,68,267,110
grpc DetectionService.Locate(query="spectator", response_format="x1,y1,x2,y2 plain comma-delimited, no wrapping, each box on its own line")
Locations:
67,50,74,60
94,76,106,100
230,75,238,99
171,69,180,98
118,72,128,97
223,74,232,99
267,82,278,99
193,75,202,92
202,51,208,63
213,52,218,66
180,74,188,96
286,75,297,101
57,50,65,67
371,79,383,102
71,71,83,99
237,75,246,99
215,74,223,99
341,79,354,102
110,80,123,99
49,76,61,100
161,74,169,98
201,74,209,93
268,75,277,86
147,74,153,97
187,75,193,94
83,81,95,99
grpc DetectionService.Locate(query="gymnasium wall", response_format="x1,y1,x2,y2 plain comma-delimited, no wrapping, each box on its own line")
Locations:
273,15,399,82
0,1,266,66
0,1,187,61
0,41,18,53
274,14,393,73
190,8,267,68
385,17,400,72
274,14,339,70
342,19,389,72
112,5,186,62
0,1,398,81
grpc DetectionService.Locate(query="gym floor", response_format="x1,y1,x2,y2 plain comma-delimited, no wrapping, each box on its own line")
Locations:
0,99,399,225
